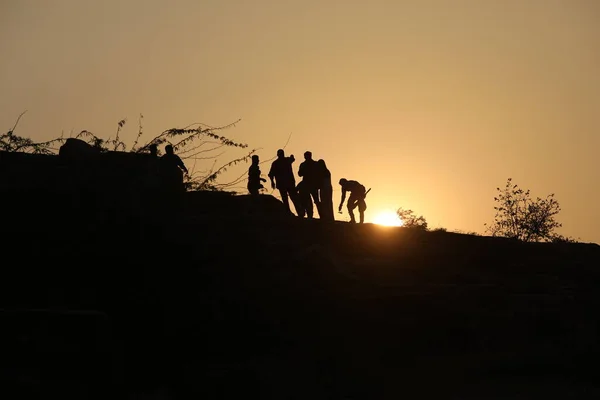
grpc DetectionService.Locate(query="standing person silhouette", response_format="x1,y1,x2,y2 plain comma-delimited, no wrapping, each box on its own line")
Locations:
160,144,188,175
338,178,368,223
298,151,321,218
160,144,188,194
268,149,300,215
247,155,267,196
317,159,334,221
149,143,158,157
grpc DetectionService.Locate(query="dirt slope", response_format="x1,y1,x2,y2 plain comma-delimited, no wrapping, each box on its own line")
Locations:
2,190,600,399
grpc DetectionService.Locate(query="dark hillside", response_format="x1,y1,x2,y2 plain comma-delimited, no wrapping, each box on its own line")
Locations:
2,198,600,399
1,150,600,398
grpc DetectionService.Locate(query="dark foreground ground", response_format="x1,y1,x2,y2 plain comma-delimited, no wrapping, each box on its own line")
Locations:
2,193,600,399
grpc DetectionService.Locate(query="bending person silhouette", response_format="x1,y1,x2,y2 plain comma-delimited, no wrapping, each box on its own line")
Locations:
247,155,267,196
317,159,334,221
268,149,300,215
338,178,368,223
298,151,321,218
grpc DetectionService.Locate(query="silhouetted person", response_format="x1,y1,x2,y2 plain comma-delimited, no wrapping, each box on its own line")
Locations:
338,178,367,223
149,143,158,157
296,179,313,218
268,149,300,215
146,143,160,180
317,159,334,221
247,155,267,196
298,151,321,217
160,144,188,194
161,144,188,174
144,143,161,193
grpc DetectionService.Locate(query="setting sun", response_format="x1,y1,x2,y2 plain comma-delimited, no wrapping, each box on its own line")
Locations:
373,211,403,227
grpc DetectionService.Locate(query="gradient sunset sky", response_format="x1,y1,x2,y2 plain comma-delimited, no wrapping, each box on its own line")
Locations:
2,0,599,242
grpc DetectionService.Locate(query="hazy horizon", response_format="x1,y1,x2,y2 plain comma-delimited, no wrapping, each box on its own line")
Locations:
2,0,599,243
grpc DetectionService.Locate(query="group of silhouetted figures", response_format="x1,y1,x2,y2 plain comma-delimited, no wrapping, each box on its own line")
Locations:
145,143,368,223
248,149,369,223
144,143,189,194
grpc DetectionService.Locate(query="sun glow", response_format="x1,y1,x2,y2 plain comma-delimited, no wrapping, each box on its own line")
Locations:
373,211,404,227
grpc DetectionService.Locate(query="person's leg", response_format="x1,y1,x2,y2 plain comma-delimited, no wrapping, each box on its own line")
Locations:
358,199,367,223
278,188,291,213
299,187,313,218
288,187,301,216
324,187,334,221
248,182,258,196
310,187,321,217
318,188,329,221
347,196,357,223
304,189,314,218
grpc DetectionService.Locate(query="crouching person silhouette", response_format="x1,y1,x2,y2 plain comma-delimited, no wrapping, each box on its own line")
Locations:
247,155,267,196
338,178,368,223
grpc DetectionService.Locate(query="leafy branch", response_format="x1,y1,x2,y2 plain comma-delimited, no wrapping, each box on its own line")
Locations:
186,148,259,191
1,110,65,154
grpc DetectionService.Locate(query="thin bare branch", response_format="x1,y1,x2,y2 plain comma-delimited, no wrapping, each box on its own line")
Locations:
9,110,28,134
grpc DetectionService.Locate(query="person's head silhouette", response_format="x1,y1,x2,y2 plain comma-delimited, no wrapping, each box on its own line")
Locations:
304,151,312,161
165,144,174,155
277,149,285,158
339,178,347,186
251,154,259,164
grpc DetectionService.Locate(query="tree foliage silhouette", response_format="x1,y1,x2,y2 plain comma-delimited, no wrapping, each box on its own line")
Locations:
0,111,64,154
2,112,257,192
485,178,563,242
396,207,428,230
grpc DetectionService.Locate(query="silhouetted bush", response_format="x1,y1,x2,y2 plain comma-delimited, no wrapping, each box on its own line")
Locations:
451,229,480,236
485,178,564,242
1,111,63,154
396,207,428,230
550,234,580,244
2,112,257,192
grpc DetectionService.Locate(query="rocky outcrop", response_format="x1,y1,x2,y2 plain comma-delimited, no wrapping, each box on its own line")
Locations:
58,138,101,161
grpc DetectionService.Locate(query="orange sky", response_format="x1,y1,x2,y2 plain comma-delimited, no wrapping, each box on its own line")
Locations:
2,0,599,243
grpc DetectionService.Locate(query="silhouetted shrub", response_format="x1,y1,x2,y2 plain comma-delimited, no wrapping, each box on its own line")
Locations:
485,178,563,242
550,234,580,244
451,229,480,236
397,207,428,230
2,112,258,192
1,111,63,154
